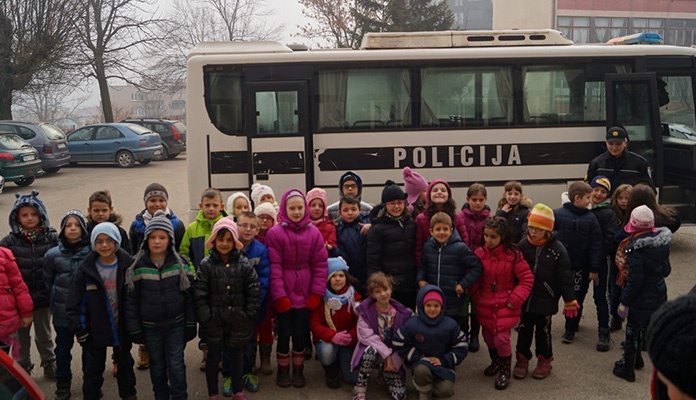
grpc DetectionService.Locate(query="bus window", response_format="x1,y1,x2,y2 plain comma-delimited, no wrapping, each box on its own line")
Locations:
255,91,299,135
205,70,243,135
317,68,411,131
660,75,695,129
420,66,513,128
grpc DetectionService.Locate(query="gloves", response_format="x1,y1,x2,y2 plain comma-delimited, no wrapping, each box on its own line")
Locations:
76,333,89,346
331,331,352,346
563,300,580,319
129,330,146,345
275,297,292,313
617,303,629,319
185,323,197,343
306,294,322,310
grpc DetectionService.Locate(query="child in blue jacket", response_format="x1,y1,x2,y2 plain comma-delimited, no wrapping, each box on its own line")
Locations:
335,195,370,292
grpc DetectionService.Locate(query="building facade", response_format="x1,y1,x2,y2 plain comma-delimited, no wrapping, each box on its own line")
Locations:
448,0,493,30
108,84,186,123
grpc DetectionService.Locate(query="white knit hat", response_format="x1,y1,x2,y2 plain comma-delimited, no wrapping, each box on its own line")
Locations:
250,183,275,207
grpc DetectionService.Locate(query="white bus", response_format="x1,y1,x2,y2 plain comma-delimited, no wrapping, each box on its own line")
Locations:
185,29,696,221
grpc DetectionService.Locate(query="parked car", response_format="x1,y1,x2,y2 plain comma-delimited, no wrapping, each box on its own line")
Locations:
0,349,45,399
120,118,187,159
66,123,163,168
666,123,696,141
0,121,71,173
0,133,43,187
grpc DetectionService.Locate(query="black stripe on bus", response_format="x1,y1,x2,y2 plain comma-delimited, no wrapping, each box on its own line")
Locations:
211,151,306,175
210,151,249,174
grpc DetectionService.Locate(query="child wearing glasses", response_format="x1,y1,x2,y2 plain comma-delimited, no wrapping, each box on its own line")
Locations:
327,171,373,220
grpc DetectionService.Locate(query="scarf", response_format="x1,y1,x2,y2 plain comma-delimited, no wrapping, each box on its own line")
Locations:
143,208,171,225
310,217,324,227
19,224,43,243
385,212,407,228
526,233,548,247
323,285,357,330
615,234,634,287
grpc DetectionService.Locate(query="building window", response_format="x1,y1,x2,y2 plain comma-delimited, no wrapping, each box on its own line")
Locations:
130,93,144,102
632,18,664,38
170,100,185,110
666,19,696,46
594,17,627,43
558,16,590,43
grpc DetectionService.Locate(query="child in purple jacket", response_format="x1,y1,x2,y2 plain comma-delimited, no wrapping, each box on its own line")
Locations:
266,189,328,389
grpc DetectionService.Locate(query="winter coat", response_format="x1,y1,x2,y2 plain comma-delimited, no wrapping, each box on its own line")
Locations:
327,171,374,220
350,296,412,374
457,204,491,251
86,215,131,254
471,245,533,333
129,208,186,254
495,198,532,244
620,227,671,329
553,202,603,272
123,253,195,337
0,247,33,338
244,238,270,323
335,213,370,287
416,231,483,316
313,218,338,250
309,288,360,346
518,233,576,315
366,205,417,308
587,149,654,191
179,209,228,269
266,191,328,308
66,249,134,347
591,201,621,258
393,285,467,382
44,242,91,327
193,248,261,347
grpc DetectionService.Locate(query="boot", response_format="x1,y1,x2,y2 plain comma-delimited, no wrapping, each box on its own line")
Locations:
199,343,208,372
613,324,637,382
42,360,57,380
276,352,291,388
55,378,71,400
291,351,306,388
323,362,340,389
610,317,623,332
484,349,499,376
512,352,529,379
469,319,481,353
532,355,553,379
259,343,273,375
635,335,644,370
596,328,611,352
136,345,149,370
495,355,511,390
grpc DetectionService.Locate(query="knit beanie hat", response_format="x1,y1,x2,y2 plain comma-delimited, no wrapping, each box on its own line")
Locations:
59,209,88,241
625,205,656,233
91,222,121,248
226,192,251,214
381,180,407,204
306,188,329,219
254,202,277,223
250,183,275,207
144,183,168,204
402,167,428,207
646,295,696,398
327,257,349,281
590,175,612,194
205,216,239,249
527,203,555,232
144,210,175,246
423,290,443,306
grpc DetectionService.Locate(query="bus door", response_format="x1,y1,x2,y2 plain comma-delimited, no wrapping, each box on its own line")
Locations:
245,82,311,195
605,73,664,190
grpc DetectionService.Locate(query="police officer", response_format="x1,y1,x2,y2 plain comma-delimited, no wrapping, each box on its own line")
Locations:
586,126,654,191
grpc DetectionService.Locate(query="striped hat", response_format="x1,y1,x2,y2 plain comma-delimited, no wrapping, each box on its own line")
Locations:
590,175,612,194
527,203,555,232
144,210,175,246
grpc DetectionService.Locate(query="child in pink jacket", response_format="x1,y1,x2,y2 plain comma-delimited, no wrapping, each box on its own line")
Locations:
266,189,328,388
0,246,34,358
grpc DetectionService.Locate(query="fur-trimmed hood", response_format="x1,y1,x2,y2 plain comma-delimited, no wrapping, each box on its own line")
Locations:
628,227,672,251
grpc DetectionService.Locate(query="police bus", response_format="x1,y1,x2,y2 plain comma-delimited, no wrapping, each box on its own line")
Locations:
185,29,696,221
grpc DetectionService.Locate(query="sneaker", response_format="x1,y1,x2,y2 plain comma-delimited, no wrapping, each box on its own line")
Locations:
136,345,149,370
232,393,248,400
242,373,260,392
561,330,575,344
42,360,57,380
222,377,233,397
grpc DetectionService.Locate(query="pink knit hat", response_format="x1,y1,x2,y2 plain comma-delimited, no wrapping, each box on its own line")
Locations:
205,216,239,249
423,290,443,306
402,167,428,207
306,187,328,219
625,205,656,233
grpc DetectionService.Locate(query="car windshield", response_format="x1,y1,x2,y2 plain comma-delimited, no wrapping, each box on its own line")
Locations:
40,124,66,140
125,124,153,135
668,124,696,140
173,122,187,134
0,134,33,150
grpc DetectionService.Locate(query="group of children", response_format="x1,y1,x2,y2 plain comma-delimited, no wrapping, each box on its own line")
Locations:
0,166,676,400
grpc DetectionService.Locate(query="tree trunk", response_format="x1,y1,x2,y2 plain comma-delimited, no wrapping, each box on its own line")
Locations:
0,92,13,120
94,60,114,122
0,11,14,120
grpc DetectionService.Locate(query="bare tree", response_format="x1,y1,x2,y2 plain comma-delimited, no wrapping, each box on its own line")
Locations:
13,70,91,123
0,0,82,119
297,0,361,48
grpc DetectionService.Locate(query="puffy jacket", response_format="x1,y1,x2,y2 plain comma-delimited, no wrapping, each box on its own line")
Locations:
394,285,467,382
554,202,603,272
44,242,91,327
586,149,654,190
417,231,483,316
620,227,671,328
179,209,228,269
0,247,33,338
457,204,491,251
334,213,370,287
309,288,360,346
366,205,417,308
495,198,532,244
66,249,134,347
266,190,328,308
244,239,270,323
472,245,533,333
193,248,260,347
129,208,186,254
124,253,195,337
591,201,620,257
518,233,576,315
313,218,338,250
86,215,131,254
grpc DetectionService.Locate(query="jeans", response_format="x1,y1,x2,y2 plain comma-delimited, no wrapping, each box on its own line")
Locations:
54,325,74,380
82,342,136,400
565,264,610,332
17,307,54,370
207,342,243,396
276,308,308,354
143,323,187,400
315,341,357,384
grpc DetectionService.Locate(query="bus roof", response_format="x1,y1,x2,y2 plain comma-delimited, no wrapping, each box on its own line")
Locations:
360,29,574,49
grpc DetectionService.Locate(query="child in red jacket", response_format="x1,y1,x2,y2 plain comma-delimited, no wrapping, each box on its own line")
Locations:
310,257,361,389
0,247,33,358
307,188,339,256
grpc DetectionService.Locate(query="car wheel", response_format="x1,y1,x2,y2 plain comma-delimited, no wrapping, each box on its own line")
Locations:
140,159,152,165
15,177,35,187
159,146,169,160
44,167,60,173
167,152,180,159
116,151,135,168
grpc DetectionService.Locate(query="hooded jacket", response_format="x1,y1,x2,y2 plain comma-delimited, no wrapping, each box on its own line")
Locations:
266,190,328,308
334,213,370,287
495,197,533,244
457,204,491,251
179,209,229,269
553,202,603,272
417,231,483,316
129,208,185,254
44,241,91,328
393,285,468,382
327,171,373,220
0,247,33,338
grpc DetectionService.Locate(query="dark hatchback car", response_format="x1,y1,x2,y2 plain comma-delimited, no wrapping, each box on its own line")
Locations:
120,118,187,159
0,121,70,173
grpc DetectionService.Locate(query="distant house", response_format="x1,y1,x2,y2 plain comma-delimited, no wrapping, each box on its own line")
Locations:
108,84,186,123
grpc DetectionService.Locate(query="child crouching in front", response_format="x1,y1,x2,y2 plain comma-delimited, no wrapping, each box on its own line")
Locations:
310,257,361,389
394,285,468,400
351,272,412,400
